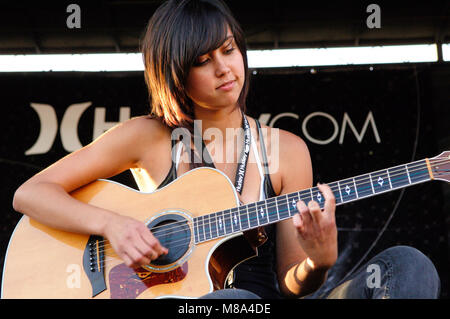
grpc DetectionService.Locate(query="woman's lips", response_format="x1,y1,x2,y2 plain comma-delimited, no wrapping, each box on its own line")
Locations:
217,80,235,91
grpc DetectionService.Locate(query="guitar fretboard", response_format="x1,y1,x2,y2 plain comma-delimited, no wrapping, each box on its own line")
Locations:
193,158,431,244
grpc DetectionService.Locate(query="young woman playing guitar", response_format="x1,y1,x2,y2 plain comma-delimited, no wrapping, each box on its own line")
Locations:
12,0,440,299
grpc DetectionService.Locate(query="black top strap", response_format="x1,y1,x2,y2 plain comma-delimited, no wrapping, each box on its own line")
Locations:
255,119,270,176
255,119,277,198
156,138,178,190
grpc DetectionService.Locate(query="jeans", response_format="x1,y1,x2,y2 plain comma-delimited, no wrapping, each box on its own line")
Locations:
199,246,441,299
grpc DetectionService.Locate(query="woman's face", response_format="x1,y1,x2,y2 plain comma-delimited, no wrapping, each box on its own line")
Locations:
186,28,245,112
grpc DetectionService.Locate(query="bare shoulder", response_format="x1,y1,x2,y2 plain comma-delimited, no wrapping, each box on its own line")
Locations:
278,128,310,159
248,117,312,194
260,123,312,194
22,115,172,193
255,119,308,151
98,115,171,155
255,119,310,168
109,115,169,142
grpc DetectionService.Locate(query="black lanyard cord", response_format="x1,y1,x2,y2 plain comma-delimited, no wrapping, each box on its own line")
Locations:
191,112,251,195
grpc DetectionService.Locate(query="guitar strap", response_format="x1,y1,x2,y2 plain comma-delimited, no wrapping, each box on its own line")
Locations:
192,110,251,195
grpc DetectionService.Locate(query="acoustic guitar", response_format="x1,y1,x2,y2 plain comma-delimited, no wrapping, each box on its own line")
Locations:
2,151,449,299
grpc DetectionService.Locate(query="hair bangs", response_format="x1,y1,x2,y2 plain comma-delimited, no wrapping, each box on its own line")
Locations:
176,2,230,69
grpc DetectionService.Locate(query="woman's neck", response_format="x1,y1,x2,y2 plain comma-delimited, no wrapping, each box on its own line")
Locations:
193,106,244,144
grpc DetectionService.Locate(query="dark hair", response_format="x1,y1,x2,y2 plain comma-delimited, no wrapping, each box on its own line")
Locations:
141,0,249,129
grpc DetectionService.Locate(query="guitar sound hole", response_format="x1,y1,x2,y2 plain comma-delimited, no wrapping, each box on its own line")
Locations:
147,214,192,267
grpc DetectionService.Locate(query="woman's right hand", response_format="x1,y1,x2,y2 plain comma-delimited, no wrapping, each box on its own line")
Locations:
103,213,168,269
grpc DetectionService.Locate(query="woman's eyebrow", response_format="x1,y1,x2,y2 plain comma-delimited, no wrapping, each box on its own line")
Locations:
222,35,234,45
199,36,233,56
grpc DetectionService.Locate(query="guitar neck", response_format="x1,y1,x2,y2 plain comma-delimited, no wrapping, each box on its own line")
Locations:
193,158,433,244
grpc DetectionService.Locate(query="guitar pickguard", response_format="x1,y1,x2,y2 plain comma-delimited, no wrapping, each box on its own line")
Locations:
108,262,188,299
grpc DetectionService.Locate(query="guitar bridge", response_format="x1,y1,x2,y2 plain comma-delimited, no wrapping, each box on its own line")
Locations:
82,235,106,297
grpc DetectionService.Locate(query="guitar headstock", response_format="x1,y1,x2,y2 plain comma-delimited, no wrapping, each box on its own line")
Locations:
430,151,450,183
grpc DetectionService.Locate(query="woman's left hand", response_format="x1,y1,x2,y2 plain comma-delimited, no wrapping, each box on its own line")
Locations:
292,183,338,270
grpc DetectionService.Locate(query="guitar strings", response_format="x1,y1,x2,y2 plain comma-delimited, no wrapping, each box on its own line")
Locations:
97,157,444,264
97,157,449,245
97,165,450,265
93,157,449,252
93,157,449,260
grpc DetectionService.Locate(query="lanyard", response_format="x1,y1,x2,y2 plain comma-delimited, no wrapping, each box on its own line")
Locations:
193,112,251,195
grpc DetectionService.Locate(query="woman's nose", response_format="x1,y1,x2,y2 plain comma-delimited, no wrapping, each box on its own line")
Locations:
214,56,231,77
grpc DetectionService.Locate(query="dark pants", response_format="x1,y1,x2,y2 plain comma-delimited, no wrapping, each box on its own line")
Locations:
200,246,441,299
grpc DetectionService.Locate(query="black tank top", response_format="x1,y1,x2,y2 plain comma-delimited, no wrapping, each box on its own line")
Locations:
155,119,281,299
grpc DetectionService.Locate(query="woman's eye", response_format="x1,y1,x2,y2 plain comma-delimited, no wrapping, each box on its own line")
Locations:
225,46,235,54
224,41,235,54
194,58,209,66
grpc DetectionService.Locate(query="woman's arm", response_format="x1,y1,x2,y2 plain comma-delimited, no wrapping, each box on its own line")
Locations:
12,116,169,268
274,129,338,298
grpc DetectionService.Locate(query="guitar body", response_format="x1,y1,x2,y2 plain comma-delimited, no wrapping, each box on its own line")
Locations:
1,167,258,299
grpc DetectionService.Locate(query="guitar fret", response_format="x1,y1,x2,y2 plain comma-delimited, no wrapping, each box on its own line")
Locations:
309,187,318,208
198,215,205,242
194,217,200,244
255,202,262,226
405,164,412,184
318,188,323,206
258,200,269,225
216,211,225,237
369,173,376,193
267,198,278,223
247,203,258,228
300,189,311,206
371,169,391,193
276,194,290,220
202,215,207,241
295,193,300,215
353,179,359,198
287,193,297,216
329,182,341,204
337,181,343,204
209,215,213,239
294,192,301,214
407,160,429,184
207,215,212,240
388,165,409,189
262,199,270,224
239,206,249,230
210,213,218,239
354,174,373,198
237,208,242,230
275,197,280,220
386,169,393,189
230,208,236,232
223,209,232,234
203,214,211,241
339,178,357,202
283,194,290,218
231,208,241,233
245,205,250,229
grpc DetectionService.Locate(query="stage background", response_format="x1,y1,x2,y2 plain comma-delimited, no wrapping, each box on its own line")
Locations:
1,63,449,297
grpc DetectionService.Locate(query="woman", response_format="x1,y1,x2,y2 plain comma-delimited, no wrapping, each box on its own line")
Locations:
13,0,439,299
